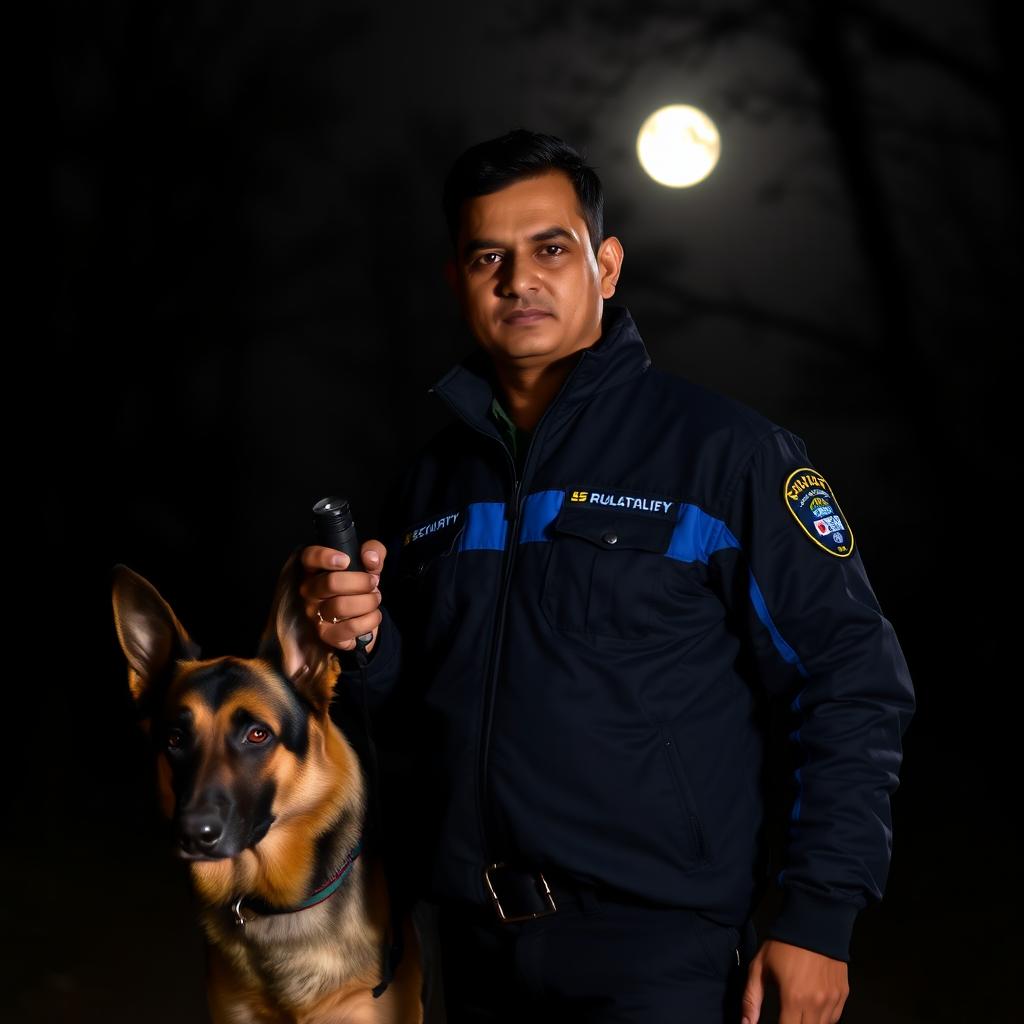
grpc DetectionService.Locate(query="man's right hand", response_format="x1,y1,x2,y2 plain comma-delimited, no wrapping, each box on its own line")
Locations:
299,541,386,654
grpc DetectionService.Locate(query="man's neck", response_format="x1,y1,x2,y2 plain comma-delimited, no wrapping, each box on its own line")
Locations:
489,334,601,432
491,362,567,432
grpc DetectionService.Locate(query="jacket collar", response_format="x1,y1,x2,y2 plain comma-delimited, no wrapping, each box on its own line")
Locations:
428,304,652,439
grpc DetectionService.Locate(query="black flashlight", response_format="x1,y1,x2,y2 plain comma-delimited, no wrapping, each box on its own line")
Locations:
312,496,374,647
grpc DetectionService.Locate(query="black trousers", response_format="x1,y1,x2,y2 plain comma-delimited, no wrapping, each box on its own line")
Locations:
436,883,760,1024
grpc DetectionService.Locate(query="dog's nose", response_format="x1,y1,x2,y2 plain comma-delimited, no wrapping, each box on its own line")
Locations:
179,809,225,855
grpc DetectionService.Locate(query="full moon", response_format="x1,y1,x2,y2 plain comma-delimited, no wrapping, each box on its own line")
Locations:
637,105,721,188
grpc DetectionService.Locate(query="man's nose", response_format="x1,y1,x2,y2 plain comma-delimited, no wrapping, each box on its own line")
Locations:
497,254,540,297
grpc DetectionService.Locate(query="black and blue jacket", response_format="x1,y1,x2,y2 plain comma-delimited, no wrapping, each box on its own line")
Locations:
341,303,915,963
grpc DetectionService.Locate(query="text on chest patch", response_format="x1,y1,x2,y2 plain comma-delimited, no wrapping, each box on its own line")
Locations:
404,511,461,546
568,488,675,516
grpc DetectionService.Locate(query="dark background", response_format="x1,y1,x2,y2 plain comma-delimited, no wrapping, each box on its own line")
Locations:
24,1,1017,1020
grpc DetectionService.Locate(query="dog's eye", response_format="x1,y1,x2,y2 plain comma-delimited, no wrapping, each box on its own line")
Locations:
245,726,271,744
166,728,185,750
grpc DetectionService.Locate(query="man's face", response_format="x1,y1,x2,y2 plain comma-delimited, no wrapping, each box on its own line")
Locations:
444,169,623,371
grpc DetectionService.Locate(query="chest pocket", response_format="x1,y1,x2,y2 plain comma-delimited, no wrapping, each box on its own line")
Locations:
540,504,677,640
393,516,465,641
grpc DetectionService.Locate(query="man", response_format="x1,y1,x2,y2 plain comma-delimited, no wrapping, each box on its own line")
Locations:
299,129,915,1023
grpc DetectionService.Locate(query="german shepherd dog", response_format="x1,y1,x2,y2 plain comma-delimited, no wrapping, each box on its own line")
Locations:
110,552,424,1023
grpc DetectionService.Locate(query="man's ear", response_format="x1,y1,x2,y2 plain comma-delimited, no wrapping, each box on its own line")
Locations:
110,564,201,711
596,235,624,298
256,546,340,716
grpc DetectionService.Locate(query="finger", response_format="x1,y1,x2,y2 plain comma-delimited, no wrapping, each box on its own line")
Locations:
360,538,387,571
317,607,383,650
317,589,382,625
302,586,380,631
741,957,764,1024
306,587,381,630
300,568,381,604
317,606,382,647
300,544,352,572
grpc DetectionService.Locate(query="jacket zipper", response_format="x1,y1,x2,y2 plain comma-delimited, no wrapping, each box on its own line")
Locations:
428,352,589,873
426,385,519,862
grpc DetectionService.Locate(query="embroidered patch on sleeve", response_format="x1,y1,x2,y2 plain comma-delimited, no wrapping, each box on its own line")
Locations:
783,468,855,558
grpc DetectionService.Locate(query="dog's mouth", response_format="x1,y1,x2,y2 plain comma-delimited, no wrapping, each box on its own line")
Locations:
176,847,232,862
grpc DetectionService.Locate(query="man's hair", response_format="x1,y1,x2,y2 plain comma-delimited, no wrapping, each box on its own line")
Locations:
442,128,605,258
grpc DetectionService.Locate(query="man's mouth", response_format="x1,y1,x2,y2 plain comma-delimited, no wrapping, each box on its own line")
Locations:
504,309,553,324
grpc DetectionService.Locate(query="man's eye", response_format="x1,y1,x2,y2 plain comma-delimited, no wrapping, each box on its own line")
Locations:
477,253,501,266
245,726,272,745
542,245,565,256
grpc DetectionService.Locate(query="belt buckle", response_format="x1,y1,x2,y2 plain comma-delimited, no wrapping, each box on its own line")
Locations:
483,862,558,923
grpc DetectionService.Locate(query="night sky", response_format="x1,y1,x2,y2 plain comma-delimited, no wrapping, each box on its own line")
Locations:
25,2,1018,1020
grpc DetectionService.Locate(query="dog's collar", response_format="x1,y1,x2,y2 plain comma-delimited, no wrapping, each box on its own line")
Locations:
229,836,364,927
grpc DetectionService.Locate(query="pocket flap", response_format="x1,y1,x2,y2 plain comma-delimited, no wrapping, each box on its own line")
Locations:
550,504,676,553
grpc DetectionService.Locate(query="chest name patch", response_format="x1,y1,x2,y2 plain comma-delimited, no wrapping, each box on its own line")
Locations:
783,468,854,558
404,511,460,546
568,488,675,516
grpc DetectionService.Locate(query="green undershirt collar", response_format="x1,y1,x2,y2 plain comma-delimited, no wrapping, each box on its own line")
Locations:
490,395,531,475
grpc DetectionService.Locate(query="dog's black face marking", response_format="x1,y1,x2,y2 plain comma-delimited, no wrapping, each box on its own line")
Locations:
155,661,310,860
229,706,279,758
188,661,247,712
164,706,201,812
162,705,195,750
266,679,310,759
249,778,277,847
181,661,310,758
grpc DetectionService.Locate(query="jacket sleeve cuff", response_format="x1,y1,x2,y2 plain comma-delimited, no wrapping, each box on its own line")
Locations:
336,604,400,685
762,886,862,963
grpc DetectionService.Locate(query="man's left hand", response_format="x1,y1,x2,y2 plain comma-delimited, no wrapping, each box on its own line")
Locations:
741,939,850,1024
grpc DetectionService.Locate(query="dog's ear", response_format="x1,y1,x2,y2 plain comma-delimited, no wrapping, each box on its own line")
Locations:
111,564,201,708
257,546,340,716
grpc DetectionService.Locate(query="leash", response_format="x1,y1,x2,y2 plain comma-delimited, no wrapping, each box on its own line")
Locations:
353,640,406,1000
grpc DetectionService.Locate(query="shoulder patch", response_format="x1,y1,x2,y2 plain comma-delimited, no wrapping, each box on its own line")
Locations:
783,467,854,558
